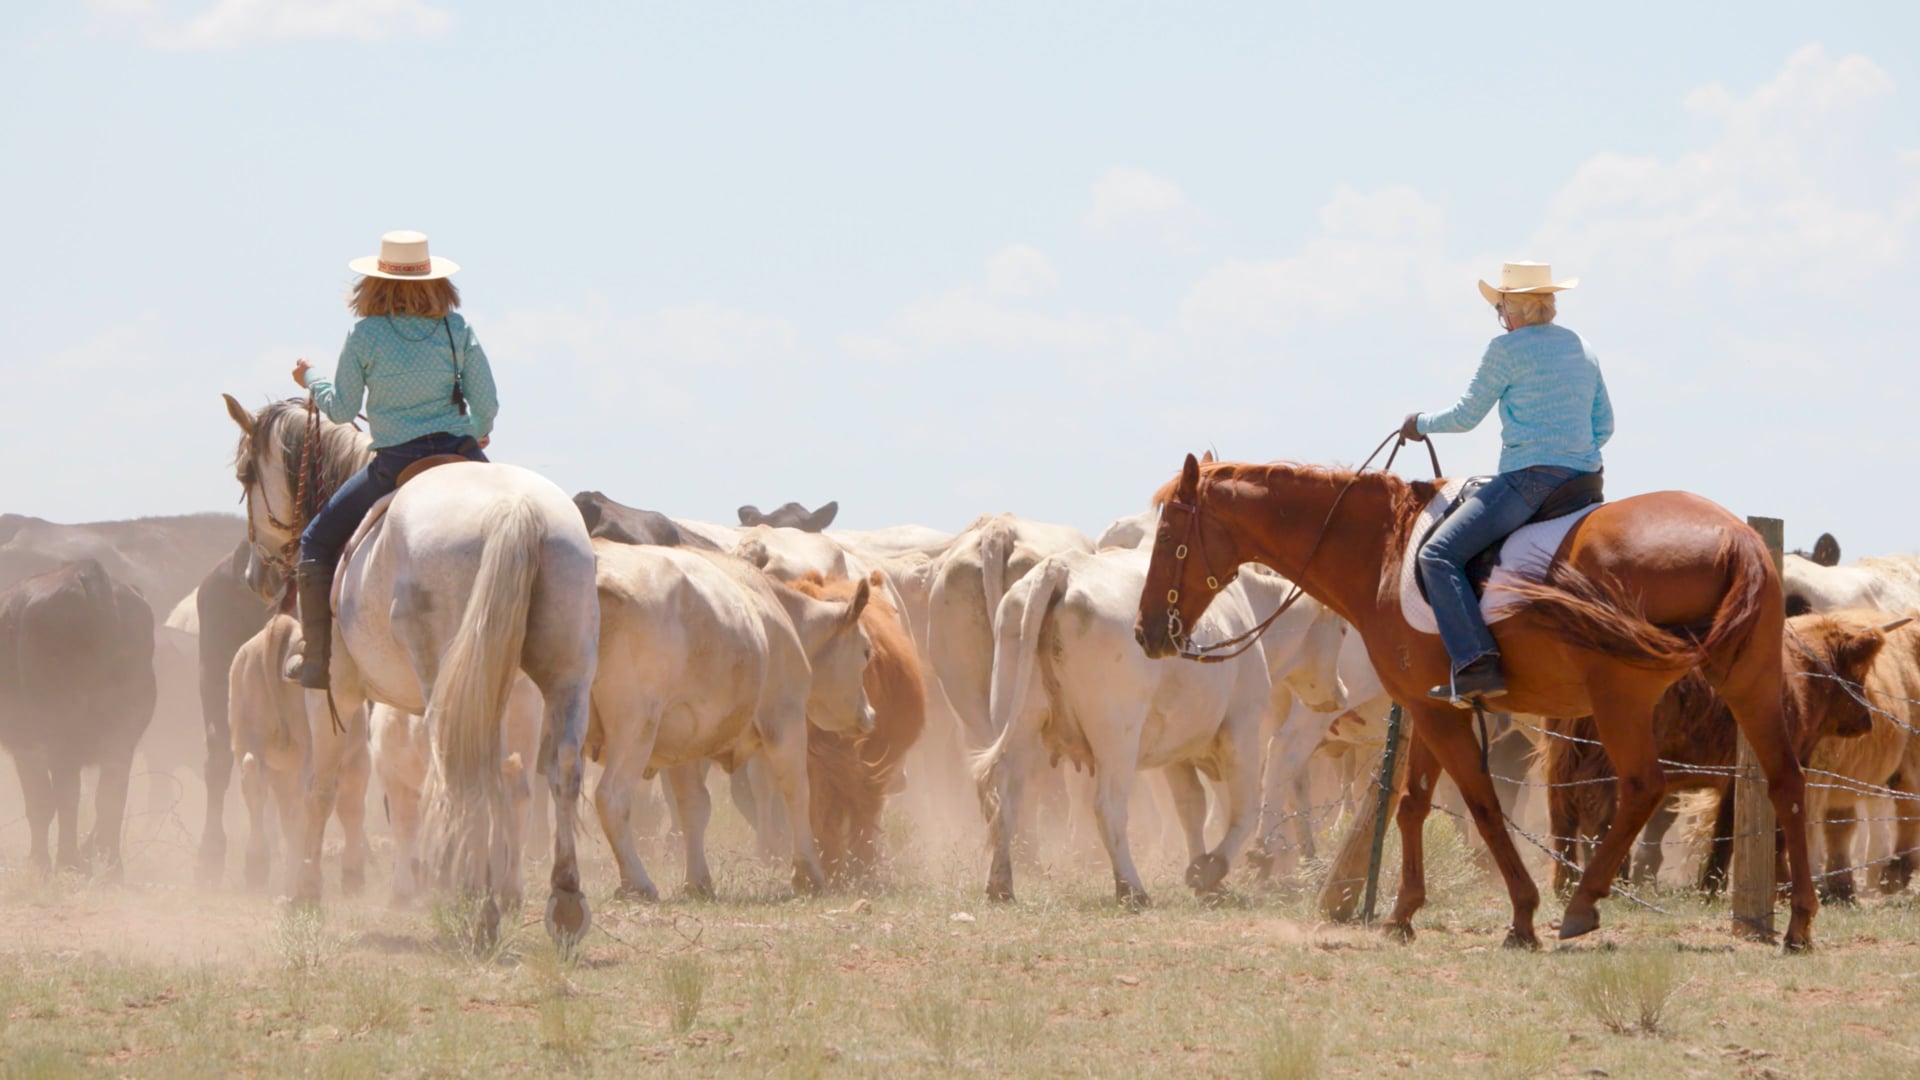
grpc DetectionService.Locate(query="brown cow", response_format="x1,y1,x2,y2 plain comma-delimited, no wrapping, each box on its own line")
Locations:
1540,610,1898,895
790,571,927,884
1804,613,1920,901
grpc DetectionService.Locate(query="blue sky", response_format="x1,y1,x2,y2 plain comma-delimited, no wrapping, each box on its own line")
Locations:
3,2,1916,558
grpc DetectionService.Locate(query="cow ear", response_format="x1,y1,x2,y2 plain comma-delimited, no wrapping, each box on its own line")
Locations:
803,501,839,532
1201,449,1216,464
223,393,255,435
736,505,761,526
868,569,885,588
1835,628,1889,682
847,576,871,624
1813,533,1841,567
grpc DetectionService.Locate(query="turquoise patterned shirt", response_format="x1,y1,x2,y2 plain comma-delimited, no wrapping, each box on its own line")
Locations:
307,313,499,449
1416,323,1612,473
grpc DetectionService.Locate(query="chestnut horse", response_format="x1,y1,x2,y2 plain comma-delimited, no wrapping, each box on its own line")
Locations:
1134,453,1816,951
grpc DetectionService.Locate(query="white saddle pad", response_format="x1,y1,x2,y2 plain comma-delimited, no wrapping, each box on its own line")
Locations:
1398,478,1601,636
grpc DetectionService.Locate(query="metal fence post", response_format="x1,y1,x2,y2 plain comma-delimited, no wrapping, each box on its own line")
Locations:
1360,704,1405,924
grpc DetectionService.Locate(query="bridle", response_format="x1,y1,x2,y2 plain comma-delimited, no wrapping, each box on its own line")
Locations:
1162,428,1443,663
240,397,327,607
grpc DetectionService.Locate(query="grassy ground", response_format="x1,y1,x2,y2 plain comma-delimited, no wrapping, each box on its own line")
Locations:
4,800,1920,1078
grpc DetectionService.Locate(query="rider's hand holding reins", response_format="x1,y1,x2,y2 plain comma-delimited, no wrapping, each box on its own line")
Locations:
292,359,314,389
1400,412,1425,442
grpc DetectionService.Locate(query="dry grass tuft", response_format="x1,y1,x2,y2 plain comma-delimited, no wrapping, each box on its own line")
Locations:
1571,949,1684,1036
1253,1017,1325,1080
657,953,709,1035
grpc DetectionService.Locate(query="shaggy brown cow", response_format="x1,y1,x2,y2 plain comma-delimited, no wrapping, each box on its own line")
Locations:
0,559,156,877
790,571,926,884
1540,610,1897,895
1803,614,1920,901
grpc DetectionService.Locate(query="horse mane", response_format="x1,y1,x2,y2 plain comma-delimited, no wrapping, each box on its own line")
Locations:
234,399,373,504
1151,460,1440,564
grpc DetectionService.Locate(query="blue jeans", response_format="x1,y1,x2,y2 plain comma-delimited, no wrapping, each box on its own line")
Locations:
300,432,487,567
1417,465,1582,670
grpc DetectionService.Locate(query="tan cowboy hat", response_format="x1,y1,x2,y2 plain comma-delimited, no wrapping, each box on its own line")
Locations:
1478,261,1577,305
348,230,460,280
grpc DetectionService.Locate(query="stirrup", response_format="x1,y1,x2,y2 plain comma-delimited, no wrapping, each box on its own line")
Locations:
1428,656,1506,709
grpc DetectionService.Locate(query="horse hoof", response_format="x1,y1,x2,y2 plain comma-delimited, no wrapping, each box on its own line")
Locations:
985,882,1015,904
1557,906,1601,940
1116,887,1152,912
683,880,715,902
791,868,824,896
1503,929,1541,951
545,888,591,951
1382,921,1415,944
1783,934,1814,955
614,883,660,904
1184,853,1230,894
476,898,502,953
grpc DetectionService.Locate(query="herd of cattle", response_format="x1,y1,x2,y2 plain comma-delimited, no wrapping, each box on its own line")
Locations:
3,489,1919,920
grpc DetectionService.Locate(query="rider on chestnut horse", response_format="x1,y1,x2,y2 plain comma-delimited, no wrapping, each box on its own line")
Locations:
1402,261,1611,706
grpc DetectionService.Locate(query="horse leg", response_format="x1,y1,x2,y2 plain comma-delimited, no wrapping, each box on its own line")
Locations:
1546,763,1582,898
543,681,593,948
335,723,371,898
385,771,423,905
665,763,714,898
1382,734,1439,941
1561,692,1668,941
495,746,527,912
1408,709,1543,949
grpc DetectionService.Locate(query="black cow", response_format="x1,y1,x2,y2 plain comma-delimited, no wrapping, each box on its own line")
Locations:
0,559,156,877
572,491,722,550
193,543,276,884
738,501,838,532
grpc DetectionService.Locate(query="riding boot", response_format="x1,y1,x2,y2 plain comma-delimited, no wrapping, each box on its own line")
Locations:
291,559,335,691
1428,651,1506,707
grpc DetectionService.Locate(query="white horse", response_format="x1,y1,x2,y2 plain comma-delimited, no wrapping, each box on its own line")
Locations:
223,396,599,948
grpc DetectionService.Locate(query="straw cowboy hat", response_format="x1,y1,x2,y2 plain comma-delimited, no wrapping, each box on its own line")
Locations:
348,230,459,280
1478,261,1577,305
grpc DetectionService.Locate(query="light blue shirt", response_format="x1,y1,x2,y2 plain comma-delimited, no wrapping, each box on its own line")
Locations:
1417,323,1612,473
307,313,499,449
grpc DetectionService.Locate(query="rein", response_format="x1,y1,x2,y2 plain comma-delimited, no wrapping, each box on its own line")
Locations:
244,396,327,609
1168,429,1445,663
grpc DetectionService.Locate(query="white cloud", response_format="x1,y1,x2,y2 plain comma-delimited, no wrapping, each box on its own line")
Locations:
1083,168,1209,249
90,0,452,49
984,244,1059,298
1537,45,1911,294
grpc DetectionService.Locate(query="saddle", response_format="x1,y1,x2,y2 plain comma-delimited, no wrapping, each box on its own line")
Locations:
330,455,486,613
1415,471,1605,604
395,453,472,488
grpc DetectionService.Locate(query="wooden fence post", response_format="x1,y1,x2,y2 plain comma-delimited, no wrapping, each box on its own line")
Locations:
1731,515,1784,940
1318,708,1410,922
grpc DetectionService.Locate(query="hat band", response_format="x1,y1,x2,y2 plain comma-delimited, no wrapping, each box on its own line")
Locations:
377,258,432,276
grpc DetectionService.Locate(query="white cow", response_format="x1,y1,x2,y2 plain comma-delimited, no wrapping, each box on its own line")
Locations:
971,548,1335,905
227,614,370,896
587,541,874,900
371,675,546,907
1783,545,1920,617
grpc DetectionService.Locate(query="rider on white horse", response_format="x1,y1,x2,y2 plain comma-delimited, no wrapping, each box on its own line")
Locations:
1401,261,1612,706
288,231,499,689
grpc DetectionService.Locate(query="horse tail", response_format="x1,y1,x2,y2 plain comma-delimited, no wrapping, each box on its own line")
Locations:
1694,526,1773,662
1503,564,1703,670
971,557,1066,791
427,494,543,896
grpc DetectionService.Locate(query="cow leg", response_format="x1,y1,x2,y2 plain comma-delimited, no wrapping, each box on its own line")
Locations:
386,772,424,905
198,658,235,888
665,763,714,899
1194,706,1263,893
762,718,826,896
237,752,271,891
748,756,790,862
50,757,84,873
13,752,55,873
293,694,351,906
591,716,658,902
83,740,137,881
1819,807,1857,905
1546,766,1582,898
1083,729,1148,908
335,725,371,898
1561,694,1668,942
1383,735,1439,941
497,746,529,912
1881,774,1920,894
1631,796,1678,887
1164,764,1209,868
1253,698,1332,880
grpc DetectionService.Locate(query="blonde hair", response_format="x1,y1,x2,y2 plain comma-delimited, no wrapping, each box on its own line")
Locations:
349,276,461,319
1497,291,1556,328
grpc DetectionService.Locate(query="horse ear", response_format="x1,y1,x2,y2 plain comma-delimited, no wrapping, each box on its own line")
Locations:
1180,453,1202,497
222,393,255,436
1812,533,1841,567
